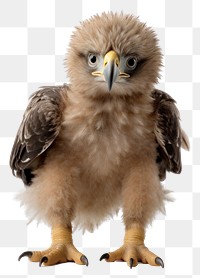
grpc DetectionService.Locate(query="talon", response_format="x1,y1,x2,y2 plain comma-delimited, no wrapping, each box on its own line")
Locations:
18,251,33,261
100,253,110,261
155,257,164,268
39,256,48,267
80,255,89,266
130,258,134,269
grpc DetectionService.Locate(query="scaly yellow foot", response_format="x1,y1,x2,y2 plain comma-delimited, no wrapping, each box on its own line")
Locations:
18,226,88,267
100,225,164,268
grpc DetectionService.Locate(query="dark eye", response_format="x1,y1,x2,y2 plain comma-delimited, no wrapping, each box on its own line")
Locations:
126,56,137,69
88,53,98,67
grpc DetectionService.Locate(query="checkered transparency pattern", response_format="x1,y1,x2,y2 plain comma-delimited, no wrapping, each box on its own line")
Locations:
0,0,198,277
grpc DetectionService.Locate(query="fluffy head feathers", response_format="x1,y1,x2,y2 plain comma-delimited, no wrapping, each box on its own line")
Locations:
66,13,162,96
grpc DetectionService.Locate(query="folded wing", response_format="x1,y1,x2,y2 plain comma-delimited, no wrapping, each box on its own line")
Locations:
152,89,189,181
10,86,66,185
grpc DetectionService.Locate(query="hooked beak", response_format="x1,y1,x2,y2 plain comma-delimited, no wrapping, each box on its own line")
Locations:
103,50,120,91
92,50,130,91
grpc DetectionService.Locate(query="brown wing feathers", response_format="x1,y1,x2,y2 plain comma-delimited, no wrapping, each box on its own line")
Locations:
152,89,188,181
10,86,65,185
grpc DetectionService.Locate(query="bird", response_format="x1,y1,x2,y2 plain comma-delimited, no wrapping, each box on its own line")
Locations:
10,12,189,268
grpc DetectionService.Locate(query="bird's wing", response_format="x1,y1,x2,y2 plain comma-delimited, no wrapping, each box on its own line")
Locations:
10,85,66,183
152,89,189,181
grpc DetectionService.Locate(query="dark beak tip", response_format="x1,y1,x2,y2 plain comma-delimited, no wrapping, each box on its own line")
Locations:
103,61,119,92
108,84,112,91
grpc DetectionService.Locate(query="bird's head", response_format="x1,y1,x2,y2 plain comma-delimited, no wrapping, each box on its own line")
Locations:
66,13,162,98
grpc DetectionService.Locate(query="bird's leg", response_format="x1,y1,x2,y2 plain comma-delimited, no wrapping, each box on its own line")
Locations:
100,224,164,268
19,226,88,267
100,156,165,268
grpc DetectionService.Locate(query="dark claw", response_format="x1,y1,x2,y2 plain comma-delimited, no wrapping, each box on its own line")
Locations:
80,255,89,266
39,256,48,267
130,258,134,269
100,253,110,261
155,257,164,268
18,251,33,261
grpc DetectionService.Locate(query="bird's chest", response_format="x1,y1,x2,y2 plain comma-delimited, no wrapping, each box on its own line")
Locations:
63,108,150,176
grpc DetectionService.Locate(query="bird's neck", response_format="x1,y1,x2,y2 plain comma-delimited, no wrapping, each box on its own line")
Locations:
67,89,154,124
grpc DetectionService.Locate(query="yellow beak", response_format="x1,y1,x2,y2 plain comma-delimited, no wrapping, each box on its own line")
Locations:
103,50,120,68
92,50,130,91
103,51,120,91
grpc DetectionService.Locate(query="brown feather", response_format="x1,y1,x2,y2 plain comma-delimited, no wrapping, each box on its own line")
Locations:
152,89,188,180
10,85,66,184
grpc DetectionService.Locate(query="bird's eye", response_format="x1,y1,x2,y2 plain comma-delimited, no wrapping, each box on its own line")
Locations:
88,54,98,67
126,56,137,70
